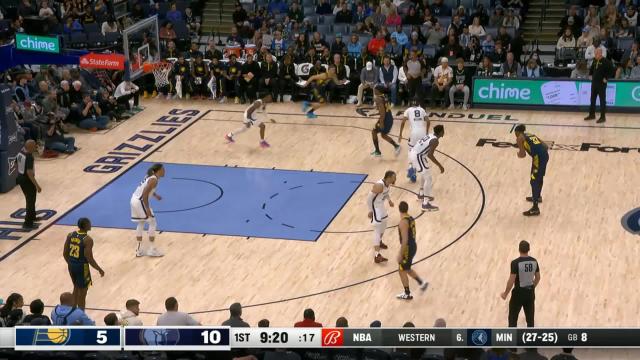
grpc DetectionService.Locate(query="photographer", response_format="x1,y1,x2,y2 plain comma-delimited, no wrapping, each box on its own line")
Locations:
45,114,77,154
79,94,110,131
98,89,123,122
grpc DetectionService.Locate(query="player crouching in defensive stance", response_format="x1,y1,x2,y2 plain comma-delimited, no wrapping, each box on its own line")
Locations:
367,171,396,263
225,95,276,148
409,125,445,211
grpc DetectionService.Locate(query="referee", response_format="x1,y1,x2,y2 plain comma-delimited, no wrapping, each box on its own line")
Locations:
501,240,540,327
584,48,614,123
16,140,41,229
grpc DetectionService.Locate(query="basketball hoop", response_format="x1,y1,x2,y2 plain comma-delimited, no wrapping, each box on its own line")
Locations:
143,62,172,88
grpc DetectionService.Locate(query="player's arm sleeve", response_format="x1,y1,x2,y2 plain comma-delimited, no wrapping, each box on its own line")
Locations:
510,260,517,274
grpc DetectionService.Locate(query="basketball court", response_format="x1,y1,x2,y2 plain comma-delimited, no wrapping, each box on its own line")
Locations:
1,99,640,358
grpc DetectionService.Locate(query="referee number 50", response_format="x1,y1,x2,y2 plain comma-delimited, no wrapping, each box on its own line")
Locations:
201,330,222,344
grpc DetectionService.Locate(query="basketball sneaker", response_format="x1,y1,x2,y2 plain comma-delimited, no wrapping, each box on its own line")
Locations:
146,247,164,257
526,196,543,203
374,254,388,263
407,167,416,183
225,134,235,143
418,194,435,202
419,281,430,292
260,140,271,148
394,145,401,157
523,207,540,216
306,112,317,119
302,101,310,113
135,242,145,257
379,241,388,250
371,150,382,157
422,203,439,212
396,293,413,300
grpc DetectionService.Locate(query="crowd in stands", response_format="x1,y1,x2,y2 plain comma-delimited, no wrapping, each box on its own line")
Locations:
0,291,582,360
4,64,144,157
556,1,640,79
0,0,202,46
148,0,536,109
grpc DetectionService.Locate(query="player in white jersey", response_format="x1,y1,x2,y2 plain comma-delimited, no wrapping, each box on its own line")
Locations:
398,98,429,183
409,125,445,211
225,95,275,148
367,171,396,263
130,163,165,257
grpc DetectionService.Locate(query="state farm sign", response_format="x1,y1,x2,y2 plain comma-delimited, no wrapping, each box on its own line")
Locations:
79,53,125,70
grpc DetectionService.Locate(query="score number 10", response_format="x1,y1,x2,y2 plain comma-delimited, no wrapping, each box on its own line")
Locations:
201,330,223,344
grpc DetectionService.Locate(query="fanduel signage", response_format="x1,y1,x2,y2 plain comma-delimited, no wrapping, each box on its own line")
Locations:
15,33,60,54
472,78,640,108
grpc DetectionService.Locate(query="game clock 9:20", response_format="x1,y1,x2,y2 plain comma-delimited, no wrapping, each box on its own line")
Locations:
260,331,289,344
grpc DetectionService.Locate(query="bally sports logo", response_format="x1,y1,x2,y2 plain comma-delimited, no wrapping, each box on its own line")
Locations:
321,329,344,346
79,53,125,70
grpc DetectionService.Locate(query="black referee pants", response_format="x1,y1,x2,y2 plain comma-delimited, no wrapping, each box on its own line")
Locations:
17,177,37,227
588,81,606,119
508,289,535,327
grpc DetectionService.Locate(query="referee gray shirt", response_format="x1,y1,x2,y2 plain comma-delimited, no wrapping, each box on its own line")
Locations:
510,256,539,291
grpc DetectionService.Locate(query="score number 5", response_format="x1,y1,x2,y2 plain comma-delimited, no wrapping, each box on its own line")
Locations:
97,330,107,344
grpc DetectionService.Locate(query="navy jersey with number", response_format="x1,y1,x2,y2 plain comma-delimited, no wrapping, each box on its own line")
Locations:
66,231,87,264
522,133,547,157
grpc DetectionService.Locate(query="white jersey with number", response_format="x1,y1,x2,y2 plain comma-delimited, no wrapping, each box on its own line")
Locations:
130,175,157,221
243,100,263,126
404,106,428,147
410,134,437,173
371,179,390,223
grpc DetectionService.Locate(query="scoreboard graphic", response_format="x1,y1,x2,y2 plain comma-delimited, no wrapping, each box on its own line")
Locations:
15,327,121,351
4,327,640,350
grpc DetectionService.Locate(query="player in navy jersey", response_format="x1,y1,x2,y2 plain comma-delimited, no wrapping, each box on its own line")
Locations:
514,124,550,216
396,201,429,300
371,85,401,157
63,218,104,310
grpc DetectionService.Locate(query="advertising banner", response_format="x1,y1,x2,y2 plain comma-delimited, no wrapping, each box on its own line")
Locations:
472,78,640,109
79,53,125,70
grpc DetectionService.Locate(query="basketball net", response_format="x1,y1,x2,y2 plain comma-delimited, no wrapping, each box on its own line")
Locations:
143,62,172,88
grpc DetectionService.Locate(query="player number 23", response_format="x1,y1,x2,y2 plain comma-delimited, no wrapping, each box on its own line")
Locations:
69,244,80,258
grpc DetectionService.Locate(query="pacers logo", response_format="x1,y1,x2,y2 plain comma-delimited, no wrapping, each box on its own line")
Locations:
321,329,344,347
621,207,640,235
33,328,70,345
